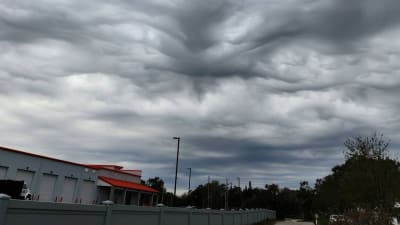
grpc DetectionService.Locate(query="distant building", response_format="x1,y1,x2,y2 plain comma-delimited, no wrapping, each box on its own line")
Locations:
0,146,159,205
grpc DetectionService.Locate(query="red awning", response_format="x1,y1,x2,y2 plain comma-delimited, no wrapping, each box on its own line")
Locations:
98,176,159,193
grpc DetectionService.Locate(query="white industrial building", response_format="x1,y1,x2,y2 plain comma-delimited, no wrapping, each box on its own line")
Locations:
0,146,159,205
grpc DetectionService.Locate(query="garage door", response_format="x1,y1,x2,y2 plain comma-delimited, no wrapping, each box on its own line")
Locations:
80,180,96,204
38,174,57,202
0,166,7,179
62,177,77,203
15,169,35,188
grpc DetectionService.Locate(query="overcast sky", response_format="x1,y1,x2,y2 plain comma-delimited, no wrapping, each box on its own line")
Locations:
2,0,400,193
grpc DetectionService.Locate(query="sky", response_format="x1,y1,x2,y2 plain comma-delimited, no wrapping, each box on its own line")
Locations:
2,0,400,194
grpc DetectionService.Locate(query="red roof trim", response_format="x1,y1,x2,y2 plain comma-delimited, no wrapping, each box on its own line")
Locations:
87,165,123,170
0,146,84,167
98,176,159,193
0,146,141,178
86,165,141,178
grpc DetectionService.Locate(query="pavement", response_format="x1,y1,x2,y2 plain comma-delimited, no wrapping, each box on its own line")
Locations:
275,219,314,225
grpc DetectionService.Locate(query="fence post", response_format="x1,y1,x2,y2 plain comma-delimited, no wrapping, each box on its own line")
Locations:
102,200,114,225
257,210,260,222
158,207,164,225
208,210,211,225
0,194,10,225
188,208,192,225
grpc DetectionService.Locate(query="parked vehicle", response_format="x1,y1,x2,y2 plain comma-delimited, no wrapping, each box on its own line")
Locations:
20,183,32,200
0,179,24,199
329,214,344,224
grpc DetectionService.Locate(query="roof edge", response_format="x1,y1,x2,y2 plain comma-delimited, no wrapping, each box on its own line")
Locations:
98,176,159,193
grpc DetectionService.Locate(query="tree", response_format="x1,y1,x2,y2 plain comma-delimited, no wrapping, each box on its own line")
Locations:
297,181,314,220
343,132,390,160
189,180,226,209
315,133,400,213
146,177,165,193
276,188,301,219
146,177,169,205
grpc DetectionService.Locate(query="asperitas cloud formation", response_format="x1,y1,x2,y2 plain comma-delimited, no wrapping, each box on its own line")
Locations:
1,0,400,191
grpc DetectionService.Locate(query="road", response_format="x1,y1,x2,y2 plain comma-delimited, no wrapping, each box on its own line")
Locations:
275,219,314,225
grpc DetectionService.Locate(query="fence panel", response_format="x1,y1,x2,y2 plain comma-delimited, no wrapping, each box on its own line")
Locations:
191,211,209,225
5,200,105,225
164,208,190,225
0,196,276,225
111,205,160,225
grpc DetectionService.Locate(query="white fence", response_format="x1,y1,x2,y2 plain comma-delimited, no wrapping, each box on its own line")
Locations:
0,195,276,225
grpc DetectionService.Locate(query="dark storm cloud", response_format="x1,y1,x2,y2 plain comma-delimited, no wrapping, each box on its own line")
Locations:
2,0,400,192
147,0,400,80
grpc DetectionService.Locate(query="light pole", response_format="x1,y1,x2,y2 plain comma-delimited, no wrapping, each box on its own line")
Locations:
237,177,242,208
187,167,192,206
225,178,228,210
173,136,180,206
187,168,192,193
207,175,210,208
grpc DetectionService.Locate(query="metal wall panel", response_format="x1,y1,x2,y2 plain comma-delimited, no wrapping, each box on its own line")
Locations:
0,166,7,179
38,174,57,202
15,169,35,188
62,177,77,203
80,180,95,204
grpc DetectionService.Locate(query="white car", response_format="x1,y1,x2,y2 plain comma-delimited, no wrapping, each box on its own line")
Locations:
329,215,344,224
393,216,400,225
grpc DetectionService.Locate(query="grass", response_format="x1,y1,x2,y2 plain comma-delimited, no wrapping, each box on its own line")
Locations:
318,216,329,225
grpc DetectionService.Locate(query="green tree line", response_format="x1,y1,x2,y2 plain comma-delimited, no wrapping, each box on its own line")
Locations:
146,133,400,222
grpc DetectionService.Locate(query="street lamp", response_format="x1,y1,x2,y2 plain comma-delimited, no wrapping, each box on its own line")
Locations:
187,167,192,206
187,167,192,193
172,136,180,206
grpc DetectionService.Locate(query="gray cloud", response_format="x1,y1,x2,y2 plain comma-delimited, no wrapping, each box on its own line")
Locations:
2,0,400,192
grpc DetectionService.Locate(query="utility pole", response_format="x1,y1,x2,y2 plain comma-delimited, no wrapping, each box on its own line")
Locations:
187,168,191,206
172,137,181,206
207,176,210,208
187,168,192,193
237,177,242,209
225,178,228,210
161,188,164,204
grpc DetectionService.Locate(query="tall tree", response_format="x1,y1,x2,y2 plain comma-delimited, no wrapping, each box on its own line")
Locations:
146,177,165,193
343,132,390,160
315,133,400,212
297,181,314,220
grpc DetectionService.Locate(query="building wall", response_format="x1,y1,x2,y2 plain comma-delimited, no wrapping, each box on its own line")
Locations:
96,169,141,183
0,149,97,204
97,186,110,203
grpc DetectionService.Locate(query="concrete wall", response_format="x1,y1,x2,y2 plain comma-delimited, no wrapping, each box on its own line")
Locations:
0,196,276,225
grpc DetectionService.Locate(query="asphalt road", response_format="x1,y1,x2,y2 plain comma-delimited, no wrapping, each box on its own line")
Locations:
275,219,314,225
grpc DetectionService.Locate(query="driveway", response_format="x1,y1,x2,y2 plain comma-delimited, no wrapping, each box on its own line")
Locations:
275,219,314,225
